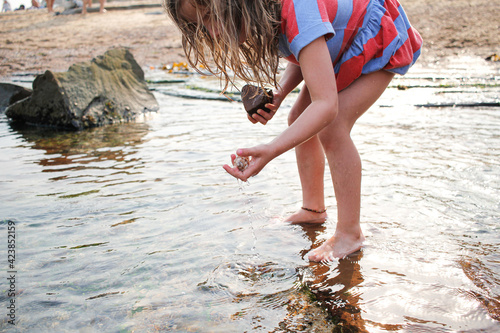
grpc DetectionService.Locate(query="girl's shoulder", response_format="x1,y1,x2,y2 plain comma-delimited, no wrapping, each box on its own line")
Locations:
280,0,339,45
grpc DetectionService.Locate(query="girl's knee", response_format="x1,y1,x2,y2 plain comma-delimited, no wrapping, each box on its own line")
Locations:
287,108,301,126
288,86,311,126
319,126,351,151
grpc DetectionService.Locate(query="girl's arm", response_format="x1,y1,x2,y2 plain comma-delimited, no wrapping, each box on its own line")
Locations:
248,62,304,125
272,36,339,154
225,36,338,180
277,62,305,96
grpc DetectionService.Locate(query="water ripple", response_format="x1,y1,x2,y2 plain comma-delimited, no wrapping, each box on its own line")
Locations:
1,64,499,331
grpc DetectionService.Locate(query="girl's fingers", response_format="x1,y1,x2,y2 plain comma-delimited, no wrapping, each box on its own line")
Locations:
251,112,267,125
265,103,277,112
222,164,250,181
247,114,258,123
252,109,275,125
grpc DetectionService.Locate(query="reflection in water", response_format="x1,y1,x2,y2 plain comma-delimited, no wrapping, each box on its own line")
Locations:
460,248,500,321
299,223,368,332
12,121,150,169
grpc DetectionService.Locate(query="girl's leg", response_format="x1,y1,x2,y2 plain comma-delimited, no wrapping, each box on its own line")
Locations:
285,86,327,223
309,70,394,262
82,0,88,14
47,0,53,12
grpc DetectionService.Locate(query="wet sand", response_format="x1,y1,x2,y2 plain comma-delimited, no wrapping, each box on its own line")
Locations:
0,0,499,79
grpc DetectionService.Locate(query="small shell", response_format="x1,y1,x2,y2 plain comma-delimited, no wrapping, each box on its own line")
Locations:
233,156,250,172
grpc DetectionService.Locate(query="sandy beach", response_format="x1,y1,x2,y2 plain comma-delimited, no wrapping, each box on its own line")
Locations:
1,0,499,79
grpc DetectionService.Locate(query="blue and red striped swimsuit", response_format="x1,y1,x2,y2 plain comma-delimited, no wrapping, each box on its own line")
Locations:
279,0,423,91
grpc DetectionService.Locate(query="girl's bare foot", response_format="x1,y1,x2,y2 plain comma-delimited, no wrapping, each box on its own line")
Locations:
308,231,365,262
285,208,327,224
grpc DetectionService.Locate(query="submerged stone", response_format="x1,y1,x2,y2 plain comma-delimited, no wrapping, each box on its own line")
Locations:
5,48,158,130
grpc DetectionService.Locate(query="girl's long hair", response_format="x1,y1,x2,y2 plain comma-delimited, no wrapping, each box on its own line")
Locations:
164,0,282,92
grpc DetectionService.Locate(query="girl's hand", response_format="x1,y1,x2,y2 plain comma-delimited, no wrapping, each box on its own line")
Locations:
222,145,272,181
247,89,285,125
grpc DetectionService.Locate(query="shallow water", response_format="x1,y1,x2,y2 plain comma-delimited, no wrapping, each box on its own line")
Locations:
1,58,499,332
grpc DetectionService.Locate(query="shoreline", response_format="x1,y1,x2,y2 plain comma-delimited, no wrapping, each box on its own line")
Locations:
0,0,499,80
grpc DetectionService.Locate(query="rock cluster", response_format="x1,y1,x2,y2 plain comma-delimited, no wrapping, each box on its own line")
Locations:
5,48,158,130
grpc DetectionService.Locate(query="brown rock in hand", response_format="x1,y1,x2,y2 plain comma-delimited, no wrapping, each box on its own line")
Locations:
241,84,273,116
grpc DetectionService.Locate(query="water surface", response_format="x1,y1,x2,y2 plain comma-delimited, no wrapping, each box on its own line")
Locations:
0,58,499,332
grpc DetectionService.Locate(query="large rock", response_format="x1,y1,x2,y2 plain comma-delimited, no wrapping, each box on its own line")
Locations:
5,48,158,130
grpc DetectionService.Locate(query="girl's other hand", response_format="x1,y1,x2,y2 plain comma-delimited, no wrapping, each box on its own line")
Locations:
247,88,284,125
222,145,272,181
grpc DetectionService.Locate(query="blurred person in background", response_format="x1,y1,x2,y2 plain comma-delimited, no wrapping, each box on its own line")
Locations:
2,0,12,12
82,0,105,14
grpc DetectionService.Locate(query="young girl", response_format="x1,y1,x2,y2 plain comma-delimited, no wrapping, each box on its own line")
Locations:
165,0,422,262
